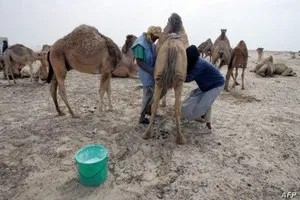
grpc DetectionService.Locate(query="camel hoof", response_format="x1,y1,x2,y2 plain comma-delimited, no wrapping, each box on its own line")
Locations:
176,136,187,145
143,129,152,140
242,87,245,90
108,106,114,111
71,114,80,118
57,112,66,116
224,88,230,92
142,133,151,140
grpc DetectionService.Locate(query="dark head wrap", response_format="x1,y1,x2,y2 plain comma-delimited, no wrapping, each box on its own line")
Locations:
186,45,199,72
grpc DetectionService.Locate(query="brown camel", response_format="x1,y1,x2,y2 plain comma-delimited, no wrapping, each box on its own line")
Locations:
256,47,264,63
111,34,138,78
198,38,213,61
47,24,122,118
3,44,46,84
144,13,189,144
224,40,248,91
0,53,4,71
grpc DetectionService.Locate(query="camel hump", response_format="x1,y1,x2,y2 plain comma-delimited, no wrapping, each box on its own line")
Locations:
8,44,33,57
97,31,122,67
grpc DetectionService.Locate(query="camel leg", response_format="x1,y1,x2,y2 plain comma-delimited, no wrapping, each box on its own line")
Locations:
233,67,238,89
51,56,77,118
161,94,167,107
5,64,17,84
241,67,245,90
174,84,186,144
224,67,234,92
257,65,268,77
99,72,112,112
106,73,113,111
144,84,162,140
56,78,78,118
5,64,11,84
29,63,33,82
50,76,65,116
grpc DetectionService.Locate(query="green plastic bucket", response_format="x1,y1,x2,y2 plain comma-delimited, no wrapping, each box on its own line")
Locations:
75,144,108,187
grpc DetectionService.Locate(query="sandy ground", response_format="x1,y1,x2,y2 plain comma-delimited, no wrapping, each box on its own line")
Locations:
0,50,299,200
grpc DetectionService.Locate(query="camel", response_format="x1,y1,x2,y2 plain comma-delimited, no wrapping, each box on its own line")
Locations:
250,56,275,77
144,13,189,144
211,29,231,68
198,38,213,61
111,34,138,78
3,44,46,84
290,52,296,59
256,47,264,63
212,29,231,51
224,40,248,91
47,24,122,118
211,40,231,69
0,53,4,71
42,44,51,52
250,55,296,77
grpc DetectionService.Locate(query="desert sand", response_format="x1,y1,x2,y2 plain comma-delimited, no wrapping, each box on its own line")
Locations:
0,50,299,200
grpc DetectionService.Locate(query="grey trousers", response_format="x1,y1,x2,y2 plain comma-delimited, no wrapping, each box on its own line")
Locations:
141,86,154,115
181,85,224,121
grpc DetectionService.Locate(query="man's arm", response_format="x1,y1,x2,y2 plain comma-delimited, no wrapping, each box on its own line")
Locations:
136,59,153,75
185,71,195,83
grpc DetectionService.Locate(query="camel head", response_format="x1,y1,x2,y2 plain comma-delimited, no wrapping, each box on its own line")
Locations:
122,35,137,54
256,47,264,53
221,29,227,34
41,44,51,52
32,51,47,61
163,13,183,34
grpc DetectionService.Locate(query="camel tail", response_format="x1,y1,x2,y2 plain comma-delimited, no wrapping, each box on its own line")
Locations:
159,45,177,95
97,32,122,69
46,51,53,83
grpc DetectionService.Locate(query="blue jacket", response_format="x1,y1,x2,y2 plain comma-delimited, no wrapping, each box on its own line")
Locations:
186,57,225,92
131,33,156,86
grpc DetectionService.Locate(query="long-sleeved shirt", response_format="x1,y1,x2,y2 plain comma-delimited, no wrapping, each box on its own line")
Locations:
185,57,225,92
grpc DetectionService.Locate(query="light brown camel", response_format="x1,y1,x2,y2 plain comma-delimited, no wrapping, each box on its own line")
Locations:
198,38,213,61
224,40,248,91
212,29,231,52
256,47,264,63
290,52,296,59
250,55,296,77
250,55,275,77
144,13,189,144
3,44,46,84
111,34,138,78
211,29,231,68
211,40,231,69
47,24,122,118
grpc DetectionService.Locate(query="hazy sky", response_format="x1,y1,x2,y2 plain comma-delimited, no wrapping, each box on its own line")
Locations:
1,0,299,51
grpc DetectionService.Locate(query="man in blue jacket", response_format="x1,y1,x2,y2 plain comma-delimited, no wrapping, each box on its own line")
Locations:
131,26,162,124
182,45,225,130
